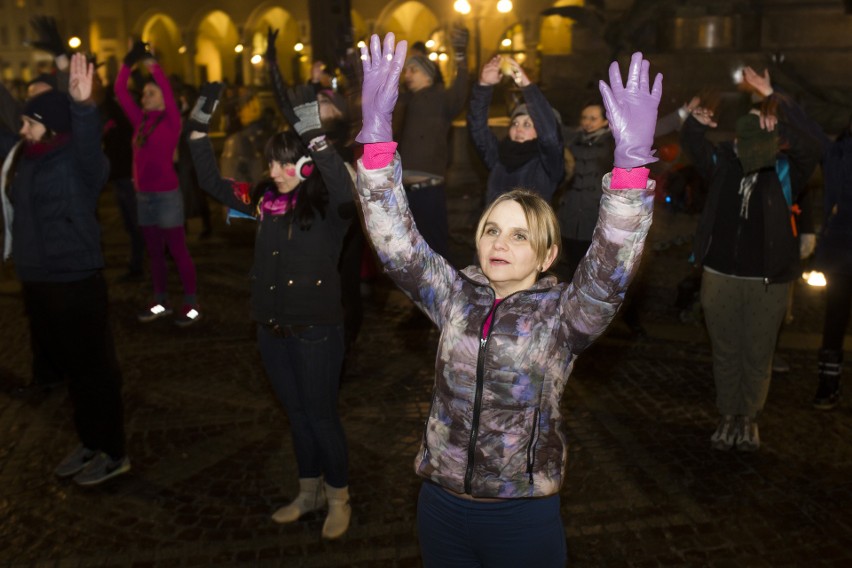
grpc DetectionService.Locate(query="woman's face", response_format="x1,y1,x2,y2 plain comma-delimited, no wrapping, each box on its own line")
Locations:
403,64,432,92
269,159,300,193
579,105,608,134
477,200,554,298
141,83,165,111
508,114,537,143
20,116,47,142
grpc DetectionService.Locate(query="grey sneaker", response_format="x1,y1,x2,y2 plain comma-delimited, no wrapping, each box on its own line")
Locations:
736,417,760,452
55,445,97,478
72,452,131,486
710,415,737,450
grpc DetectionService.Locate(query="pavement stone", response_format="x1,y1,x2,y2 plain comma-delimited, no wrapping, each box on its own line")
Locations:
0,180,851,567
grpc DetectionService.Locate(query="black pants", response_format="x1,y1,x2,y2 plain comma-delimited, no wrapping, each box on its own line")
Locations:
823,272,852,352
406,183,450,260
22,273,126,458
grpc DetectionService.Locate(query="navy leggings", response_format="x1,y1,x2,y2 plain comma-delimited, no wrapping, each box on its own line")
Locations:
417,482,567,568
257,324,348,488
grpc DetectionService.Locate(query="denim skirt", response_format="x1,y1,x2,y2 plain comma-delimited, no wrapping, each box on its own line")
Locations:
136,188,184,228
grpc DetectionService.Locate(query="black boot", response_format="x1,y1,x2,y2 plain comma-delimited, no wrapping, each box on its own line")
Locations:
813,349,842,410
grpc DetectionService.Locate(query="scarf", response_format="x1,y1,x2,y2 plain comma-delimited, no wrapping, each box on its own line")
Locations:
22,132,72,159
498,138,539,173
259,189,298,220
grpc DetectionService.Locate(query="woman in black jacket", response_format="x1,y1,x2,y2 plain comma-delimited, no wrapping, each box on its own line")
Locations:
1,54,128,486
186,84,354,539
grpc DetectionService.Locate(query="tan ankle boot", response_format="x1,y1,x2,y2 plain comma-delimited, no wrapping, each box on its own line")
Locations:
271,477,326,523
321,484,351,539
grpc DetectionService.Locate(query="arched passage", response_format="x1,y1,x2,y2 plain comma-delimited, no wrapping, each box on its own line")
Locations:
140,13,182,75
379,1,439,44
195,10,240,84
540,0,584,55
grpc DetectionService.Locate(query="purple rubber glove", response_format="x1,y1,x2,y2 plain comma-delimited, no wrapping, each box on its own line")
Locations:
356,33,407,144
599,52,663,169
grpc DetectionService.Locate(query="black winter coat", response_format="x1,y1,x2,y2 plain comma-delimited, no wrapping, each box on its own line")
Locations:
557,128,614,241
6,103,109,281
467,83,564,205
188,136,354,326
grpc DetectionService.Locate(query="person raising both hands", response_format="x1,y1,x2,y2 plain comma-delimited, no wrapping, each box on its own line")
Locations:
354,33,661,567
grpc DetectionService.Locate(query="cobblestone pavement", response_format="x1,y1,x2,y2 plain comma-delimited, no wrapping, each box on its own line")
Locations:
1,182,851,567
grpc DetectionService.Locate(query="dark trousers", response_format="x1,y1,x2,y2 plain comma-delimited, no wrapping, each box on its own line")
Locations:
111,177,145,274
257,324,348,487
417,482,567,568
823,272,852,351
560,237,592,282
22,273,126,458
407,183,450,260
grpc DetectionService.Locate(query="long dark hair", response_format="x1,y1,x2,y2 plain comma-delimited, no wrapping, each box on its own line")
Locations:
261,130,328,230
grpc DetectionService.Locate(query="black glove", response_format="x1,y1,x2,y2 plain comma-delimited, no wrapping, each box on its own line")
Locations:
29,16,67,57
265,27,279,64
187,82,224,133
450,25,470,60
124,40,152,67
282,85,323,143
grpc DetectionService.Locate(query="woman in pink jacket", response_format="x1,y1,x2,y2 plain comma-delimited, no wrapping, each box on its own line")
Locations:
115,41,199,326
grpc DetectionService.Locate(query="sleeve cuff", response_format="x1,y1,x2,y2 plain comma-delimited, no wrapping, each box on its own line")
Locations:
610,167,651,190
362,142,398,170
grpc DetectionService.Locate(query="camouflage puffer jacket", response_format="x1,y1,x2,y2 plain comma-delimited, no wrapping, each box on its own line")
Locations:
357,155,654,499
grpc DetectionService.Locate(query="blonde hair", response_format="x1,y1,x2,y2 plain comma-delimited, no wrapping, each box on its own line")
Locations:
475,189,561,269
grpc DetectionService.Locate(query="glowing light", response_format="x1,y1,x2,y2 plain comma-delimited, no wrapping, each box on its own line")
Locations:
68,36,81,49
803,271,827,287
250,54,262,65
425,39,436,49
178,45,187,54
357,40,366,48
731,66,743,85
438,53,448,62
428,52,438,61
234,44,244,53
294,42,304,52
453,0,471,15
501,38,512,47
497,0,513,13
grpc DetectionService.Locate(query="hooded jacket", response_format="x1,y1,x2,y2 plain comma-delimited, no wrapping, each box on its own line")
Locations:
356,155,653,498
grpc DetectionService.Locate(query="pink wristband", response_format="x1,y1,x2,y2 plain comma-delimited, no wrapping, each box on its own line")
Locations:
362,142,398,170
611,167,650,190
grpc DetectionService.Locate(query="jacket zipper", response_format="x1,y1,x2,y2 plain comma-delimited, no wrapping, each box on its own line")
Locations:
526,408,541,485
464,293,496,494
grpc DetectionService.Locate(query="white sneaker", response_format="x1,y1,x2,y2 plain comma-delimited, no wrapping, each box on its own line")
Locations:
736,417,760,451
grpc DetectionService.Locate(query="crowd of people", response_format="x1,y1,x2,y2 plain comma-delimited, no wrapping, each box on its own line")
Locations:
0,14,850,565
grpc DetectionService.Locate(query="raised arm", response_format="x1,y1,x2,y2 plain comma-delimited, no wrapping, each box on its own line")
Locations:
185,83,255,215
466,56,501,170
113,40,153,126
68,53,109,195
444,25,470,118
520,83,564,182
561,52,660,353
355,33,459,327
264,27,291,117
146,60,181,130
277,84,354,217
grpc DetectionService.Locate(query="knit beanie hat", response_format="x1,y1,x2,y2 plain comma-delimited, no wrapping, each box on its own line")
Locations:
510,103,563,125
23,89,71,134
405,55,438,83
735,112,778,174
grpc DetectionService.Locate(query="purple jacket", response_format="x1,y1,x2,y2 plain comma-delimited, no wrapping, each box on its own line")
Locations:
357,155,654,499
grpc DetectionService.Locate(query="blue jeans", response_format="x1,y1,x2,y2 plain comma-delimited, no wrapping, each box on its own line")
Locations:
257,324,348,487
417,482,567,568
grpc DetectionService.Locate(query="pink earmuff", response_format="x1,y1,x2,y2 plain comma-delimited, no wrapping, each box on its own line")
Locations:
295,155,314,181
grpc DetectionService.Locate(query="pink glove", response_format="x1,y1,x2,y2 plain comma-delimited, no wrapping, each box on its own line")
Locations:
599,52,663,169
356,33,407,144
